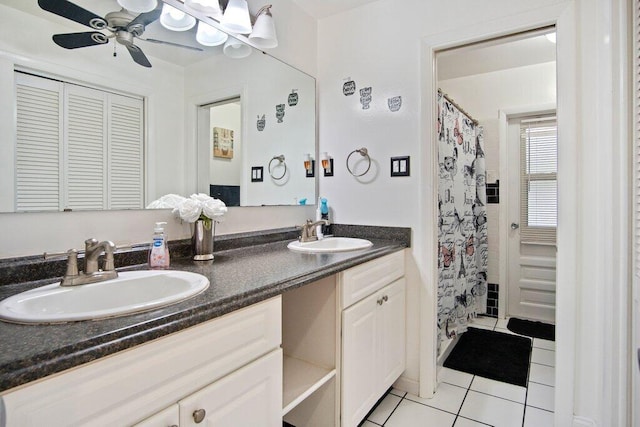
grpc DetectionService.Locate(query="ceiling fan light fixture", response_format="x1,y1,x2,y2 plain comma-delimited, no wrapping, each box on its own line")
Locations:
223,37,252,58
117,0,158,13
248,5,277,49
185,0,223,20
160,4,196,32
220,0,252,34
196,21,228,46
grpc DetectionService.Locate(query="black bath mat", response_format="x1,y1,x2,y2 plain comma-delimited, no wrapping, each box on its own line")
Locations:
507,318,555,341
443,327,532,387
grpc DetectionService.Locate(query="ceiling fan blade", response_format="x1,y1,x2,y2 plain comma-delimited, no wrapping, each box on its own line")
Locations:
128,2,163,28
126,44,152,68
142,38,204,52
38,0,107,29
52,32,108,49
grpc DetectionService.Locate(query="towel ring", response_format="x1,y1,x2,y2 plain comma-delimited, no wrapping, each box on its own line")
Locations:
268,155,287,180
346,147,371,177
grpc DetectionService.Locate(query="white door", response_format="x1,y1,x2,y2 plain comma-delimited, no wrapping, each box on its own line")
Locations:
342,291,379,427
379,279,406,388
506,115,557,322
178,349,282,427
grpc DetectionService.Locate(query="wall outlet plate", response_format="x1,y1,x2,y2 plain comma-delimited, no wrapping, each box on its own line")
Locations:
391,156,410,177
251,166,263,182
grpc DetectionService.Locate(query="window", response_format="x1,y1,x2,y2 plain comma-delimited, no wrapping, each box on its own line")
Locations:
14,72,144,211
520,117,557,244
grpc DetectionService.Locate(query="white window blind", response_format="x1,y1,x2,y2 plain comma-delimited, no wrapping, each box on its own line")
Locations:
15,72,144,211
520,117,557,244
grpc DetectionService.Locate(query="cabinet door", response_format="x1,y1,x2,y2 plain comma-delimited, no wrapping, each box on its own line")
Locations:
179,348,282,427
341,291,379,427
379,278,406,389
133,404,179,427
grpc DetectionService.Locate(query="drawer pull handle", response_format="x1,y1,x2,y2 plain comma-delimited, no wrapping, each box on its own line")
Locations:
377,298,383,305
193,409,206,423
382,295,388,302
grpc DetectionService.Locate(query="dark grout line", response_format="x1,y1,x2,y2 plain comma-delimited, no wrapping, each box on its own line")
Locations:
380,394,404,426
526,405,554,413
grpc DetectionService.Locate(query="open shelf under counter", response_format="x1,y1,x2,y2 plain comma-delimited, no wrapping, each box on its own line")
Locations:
282,355,336,415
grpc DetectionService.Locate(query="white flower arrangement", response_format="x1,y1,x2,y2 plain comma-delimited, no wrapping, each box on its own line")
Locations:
147,193,227,229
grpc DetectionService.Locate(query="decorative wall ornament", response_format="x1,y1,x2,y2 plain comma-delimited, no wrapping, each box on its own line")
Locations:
388,96,402,112
213,127,234,159
359,87,372,110
256,114,266,131
288,90,299,106
343,79,356,96
275,104,285,123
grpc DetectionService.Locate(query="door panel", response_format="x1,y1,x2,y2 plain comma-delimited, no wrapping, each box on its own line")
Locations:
507,118,556,322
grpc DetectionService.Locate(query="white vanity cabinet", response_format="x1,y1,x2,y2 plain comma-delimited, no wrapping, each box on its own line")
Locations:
1,297,282,427
339,251,406,427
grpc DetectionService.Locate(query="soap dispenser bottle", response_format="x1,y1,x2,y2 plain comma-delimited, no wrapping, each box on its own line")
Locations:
320,198,330,236
149,222,170,269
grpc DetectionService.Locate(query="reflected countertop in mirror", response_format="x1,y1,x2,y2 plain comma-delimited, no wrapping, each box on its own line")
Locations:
0,0,316,213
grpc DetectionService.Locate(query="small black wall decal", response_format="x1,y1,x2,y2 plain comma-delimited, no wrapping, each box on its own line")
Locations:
257,114,266,131
275,104,285,123
388,96,402,112
360,87,372,110
343,80,356,96
288,90,299,106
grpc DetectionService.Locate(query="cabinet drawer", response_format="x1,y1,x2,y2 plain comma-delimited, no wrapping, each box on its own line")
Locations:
340,251,404,309
1,297,282,427
179,348,283,427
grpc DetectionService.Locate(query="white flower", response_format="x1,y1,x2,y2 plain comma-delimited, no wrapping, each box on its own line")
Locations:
146,194,186,209
176,198,203,223
202,198,227,219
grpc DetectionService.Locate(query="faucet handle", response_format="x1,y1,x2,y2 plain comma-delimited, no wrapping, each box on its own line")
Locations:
44,249,79,278
64,249,79,277
103,241,116,271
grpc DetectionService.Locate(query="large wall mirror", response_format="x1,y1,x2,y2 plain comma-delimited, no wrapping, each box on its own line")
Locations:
0,0,316,213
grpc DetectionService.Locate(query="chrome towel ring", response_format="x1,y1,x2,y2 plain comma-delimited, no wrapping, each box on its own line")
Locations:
346,147,371,177
268,155,287,180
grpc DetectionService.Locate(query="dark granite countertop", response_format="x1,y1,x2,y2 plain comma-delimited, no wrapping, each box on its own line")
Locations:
0,225,410,393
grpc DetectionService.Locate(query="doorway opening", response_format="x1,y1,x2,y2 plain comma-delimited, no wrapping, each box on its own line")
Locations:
197,97,242,206
432,27,558,424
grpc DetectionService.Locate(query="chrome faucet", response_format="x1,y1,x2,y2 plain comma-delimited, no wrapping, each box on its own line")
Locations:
46,239,119,286
299,219,330,243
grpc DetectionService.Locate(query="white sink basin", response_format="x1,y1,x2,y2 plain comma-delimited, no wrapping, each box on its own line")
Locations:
0,270,209,324
287,237,373,253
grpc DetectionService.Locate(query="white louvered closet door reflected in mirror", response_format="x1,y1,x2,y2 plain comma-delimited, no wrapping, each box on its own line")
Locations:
12,71,143,212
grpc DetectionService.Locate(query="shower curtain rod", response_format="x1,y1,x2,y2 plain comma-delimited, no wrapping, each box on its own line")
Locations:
439,90,479,125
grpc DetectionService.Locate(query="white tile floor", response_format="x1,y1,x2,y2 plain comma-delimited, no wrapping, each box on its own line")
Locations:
362,316,555,427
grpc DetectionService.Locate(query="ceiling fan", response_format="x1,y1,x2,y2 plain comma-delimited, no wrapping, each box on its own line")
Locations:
37,0,203,68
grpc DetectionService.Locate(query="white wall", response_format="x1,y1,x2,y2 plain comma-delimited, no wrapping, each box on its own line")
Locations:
439,61,557,284
317,0,567,397
186,51,316,206
0,1,317,258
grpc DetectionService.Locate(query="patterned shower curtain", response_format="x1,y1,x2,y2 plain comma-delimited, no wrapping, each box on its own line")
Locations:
437,91,488,349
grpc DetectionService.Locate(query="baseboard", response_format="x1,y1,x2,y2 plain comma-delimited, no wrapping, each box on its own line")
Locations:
573,416,597,427
392,375,419,396
437,334,460,366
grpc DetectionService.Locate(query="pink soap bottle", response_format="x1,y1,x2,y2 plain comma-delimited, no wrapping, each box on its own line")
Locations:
149,222,170,269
